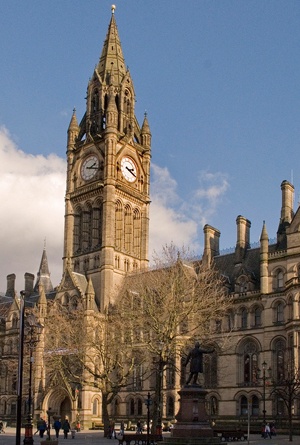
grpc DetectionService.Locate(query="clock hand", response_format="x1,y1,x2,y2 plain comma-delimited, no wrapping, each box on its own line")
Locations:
126,166,136,177
87,162,98,169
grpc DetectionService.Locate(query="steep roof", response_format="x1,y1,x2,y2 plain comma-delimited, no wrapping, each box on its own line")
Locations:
34,247,53,294
96,8,127,85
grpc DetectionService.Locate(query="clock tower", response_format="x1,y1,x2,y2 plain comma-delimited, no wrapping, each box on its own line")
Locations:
63,7,151,310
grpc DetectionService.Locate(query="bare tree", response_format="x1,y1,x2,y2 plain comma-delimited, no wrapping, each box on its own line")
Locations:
43,299,141,436
116,245,233,431
270,363,300,442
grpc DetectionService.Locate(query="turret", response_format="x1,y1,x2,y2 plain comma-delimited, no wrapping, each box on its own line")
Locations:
260,221,269,294
67,108,79,149
203,224,220,267
141,112,151,150
84,277,95,312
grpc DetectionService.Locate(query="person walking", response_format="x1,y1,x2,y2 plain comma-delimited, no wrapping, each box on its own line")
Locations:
62,416,71,439
264,423,272,439
37,418,47,438
54,418,62,438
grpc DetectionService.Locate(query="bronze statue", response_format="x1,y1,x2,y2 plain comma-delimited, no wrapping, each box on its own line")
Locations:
184,341,214,386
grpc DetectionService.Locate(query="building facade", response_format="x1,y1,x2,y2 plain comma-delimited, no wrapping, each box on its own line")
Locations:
0,7,299,433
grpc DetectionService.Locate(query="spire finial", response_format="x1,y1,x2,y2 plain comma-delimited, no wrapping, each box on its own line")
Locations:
111,4,116,14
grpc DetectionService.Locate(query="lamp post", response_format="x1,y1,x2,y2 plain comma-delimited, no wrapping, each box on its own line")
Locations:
16,291,26,445
262,361,267,426
144,392,152,445
155,343,164,439
24,315,43,445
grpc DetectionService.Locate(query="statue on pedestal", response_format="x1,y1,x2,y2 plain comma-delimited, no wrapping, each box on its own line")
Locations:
184,341,214,386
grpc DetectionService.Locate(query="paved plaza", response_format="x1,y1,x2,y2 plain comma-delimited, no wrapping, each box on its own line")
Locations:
1,428,300,445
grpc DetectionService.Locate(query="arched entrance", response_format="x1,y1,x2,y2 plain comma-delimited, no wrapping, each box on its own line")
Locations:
43,389,73,423
60,396,72,422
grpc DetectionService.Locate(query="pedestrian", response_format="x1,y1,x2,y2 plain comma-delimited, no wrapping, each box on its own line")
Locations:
270,423,276,436
54,418,62,438
120,421,125,435
37,417,47,438
137,420,142,434
264,423,272,439
62,416,71,439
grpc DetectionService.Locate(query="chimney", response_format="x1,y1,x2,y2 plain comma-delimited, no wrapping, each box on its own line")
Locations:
280,180,294,224
24,273,34,295
6,273,16,298
235,216,251,262
203,224,220,266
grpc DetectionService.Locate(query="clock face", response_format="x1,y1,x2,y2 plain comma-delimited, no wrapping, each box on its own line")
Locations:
81,155,99,180
121,157,137,182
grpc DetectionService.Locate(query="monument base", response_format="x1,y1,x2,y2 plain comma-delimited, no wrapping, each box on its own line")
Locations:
165,385,223,445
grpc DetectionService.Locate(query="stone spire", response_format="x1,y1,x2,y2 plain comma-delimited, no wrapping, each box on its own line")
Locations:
96,7,127,85
34,245,53,294
67,108,79,148
141,112,152,149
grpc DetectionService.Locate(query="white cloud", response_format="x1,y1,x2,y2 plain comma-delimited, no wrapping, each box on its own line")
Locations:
149,164,229,258
0,127,65,293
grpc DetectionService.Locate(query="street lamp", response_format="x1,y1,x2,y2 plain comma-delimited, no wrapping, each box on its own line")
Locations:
144,392,152,445
262,361,267,426
24,315,43,445
16,291,26,445
260,361,271,424
155,343,164,438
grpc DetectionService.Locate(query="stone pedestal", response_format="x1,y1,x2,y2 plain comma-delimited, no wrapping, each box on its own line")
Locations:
163,386,222,445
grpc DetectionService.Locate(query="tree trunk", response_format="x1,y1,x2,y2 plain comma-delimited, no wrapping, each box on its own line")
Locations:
288,410,293,442
102,392,110,438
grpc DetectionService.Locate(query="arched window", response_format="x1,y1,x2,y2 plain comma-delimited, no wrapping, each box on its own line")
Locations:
209,396,218,415
124,205,133,252
242,341,258,385
241,308,248,329
251,395,259,415
180,357,186,387
74,206,83,253
254,307,262,327
240,396,248,415
137,399,143,416
227,311,234,331
275,270,284,290
115,201,123,250
167,397,175,417
129,398,135,416
275,302,284,323
82,205,92,250
112,399,120,417
204,351,218,388
273,339,286,381
133,208,141,257
287,296,293,321
275,396,285,415
166,359,176,389
92,398,99,415
92,201,103,248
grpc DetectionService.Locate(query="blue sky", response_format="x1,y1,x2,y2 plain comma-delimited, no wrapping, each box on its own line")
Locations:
0,1,300,292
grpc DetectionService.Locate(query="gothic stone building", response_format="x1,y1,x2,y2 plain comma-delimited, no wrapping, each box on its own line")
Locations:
0,8,299,432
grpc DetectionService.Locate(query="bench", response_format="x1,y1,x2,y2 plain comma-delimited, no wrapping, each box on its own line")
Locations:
118,433,162,445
